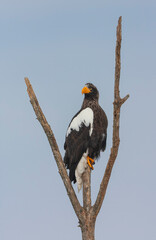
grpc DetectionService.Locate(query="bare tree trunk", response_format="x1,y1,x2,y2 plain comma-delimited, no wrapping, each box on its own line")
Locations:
25,16,129,240
81,216,96,240
81,166,95,240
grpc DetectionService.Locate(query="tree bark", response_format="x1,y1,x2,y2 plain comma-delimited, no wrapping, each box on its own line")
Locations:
81,166,95,239
25,16,129,240
24,77,85,223
81,215,96,240
93,16,129,218
82,166,91,212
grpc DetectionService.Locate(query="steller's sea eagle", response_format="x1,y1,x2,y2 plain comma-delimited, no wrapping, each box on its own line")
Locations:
64,83,108,191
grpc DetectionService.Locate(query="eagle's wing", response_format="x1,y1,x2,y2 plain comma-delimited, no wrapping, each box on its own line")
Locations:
87,106,108,159
99,108,108,152
64,107,94,182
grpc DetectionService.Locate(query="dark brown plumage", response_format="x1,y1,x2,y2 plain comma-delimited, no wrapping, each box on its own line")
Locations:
64,83,108,191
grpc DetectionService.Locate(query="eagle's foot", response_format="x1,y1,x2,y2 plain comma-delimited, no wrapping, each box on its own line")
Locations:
87,156,94,170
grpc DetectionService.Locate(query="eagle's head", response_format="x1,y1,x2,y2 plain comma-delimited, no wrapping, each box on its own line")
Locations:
82,83,99,101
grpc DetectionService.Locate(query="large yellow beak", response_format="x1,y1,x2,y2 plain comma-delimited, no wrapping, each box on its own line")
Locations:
81,86,91,94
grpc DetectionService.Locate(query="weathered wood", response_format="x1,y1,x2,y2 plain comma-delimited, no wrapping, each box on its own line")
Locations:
25,78,85,223
93,16,129,217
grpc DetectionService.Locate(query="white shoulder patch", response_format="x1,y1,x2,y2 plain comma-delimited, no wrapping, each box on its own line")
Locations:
66,107,94,137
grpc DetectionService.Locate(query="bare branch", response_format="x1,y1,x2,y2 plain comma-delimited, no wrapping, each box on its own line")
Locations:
121,94,130,105
114,16,122,100
24,77,85,222
93,16,129,216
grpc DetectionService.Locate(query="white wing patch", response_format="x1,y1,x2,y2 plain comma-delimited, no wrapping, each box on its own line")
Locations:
66,107,94,137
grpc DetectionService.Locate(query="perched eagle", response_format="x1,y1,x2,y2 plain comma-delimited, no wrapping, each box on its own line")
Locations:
64,83,108,191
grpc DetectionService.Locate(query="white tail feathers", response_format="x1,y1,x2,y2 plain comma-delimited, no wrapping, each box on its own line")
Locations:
75,153,88,192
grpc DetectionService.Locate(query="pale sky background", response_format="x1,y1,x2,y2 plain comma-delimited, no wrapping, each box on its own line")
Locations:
0,1,156,240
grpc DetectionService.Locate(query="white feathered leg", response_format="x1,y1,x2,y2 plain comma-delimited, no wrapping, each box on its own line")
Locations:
75,150,88,192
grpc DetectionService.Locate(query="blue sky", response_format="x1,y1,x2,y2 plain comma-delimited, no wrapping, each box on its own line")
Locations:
1,1,156,240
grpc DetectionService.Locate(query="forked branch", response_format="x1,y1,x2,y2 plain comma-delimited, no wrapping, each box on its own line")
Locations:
93,16,129,216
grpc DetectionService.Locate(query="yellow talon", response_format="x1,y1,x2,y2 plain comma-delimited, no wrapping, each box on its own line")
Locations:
89,158,94,163
87,156,94,170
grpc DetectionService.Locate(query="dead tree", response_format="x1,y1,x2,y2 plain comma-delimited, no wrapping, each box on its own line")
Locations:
25,17,129,240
